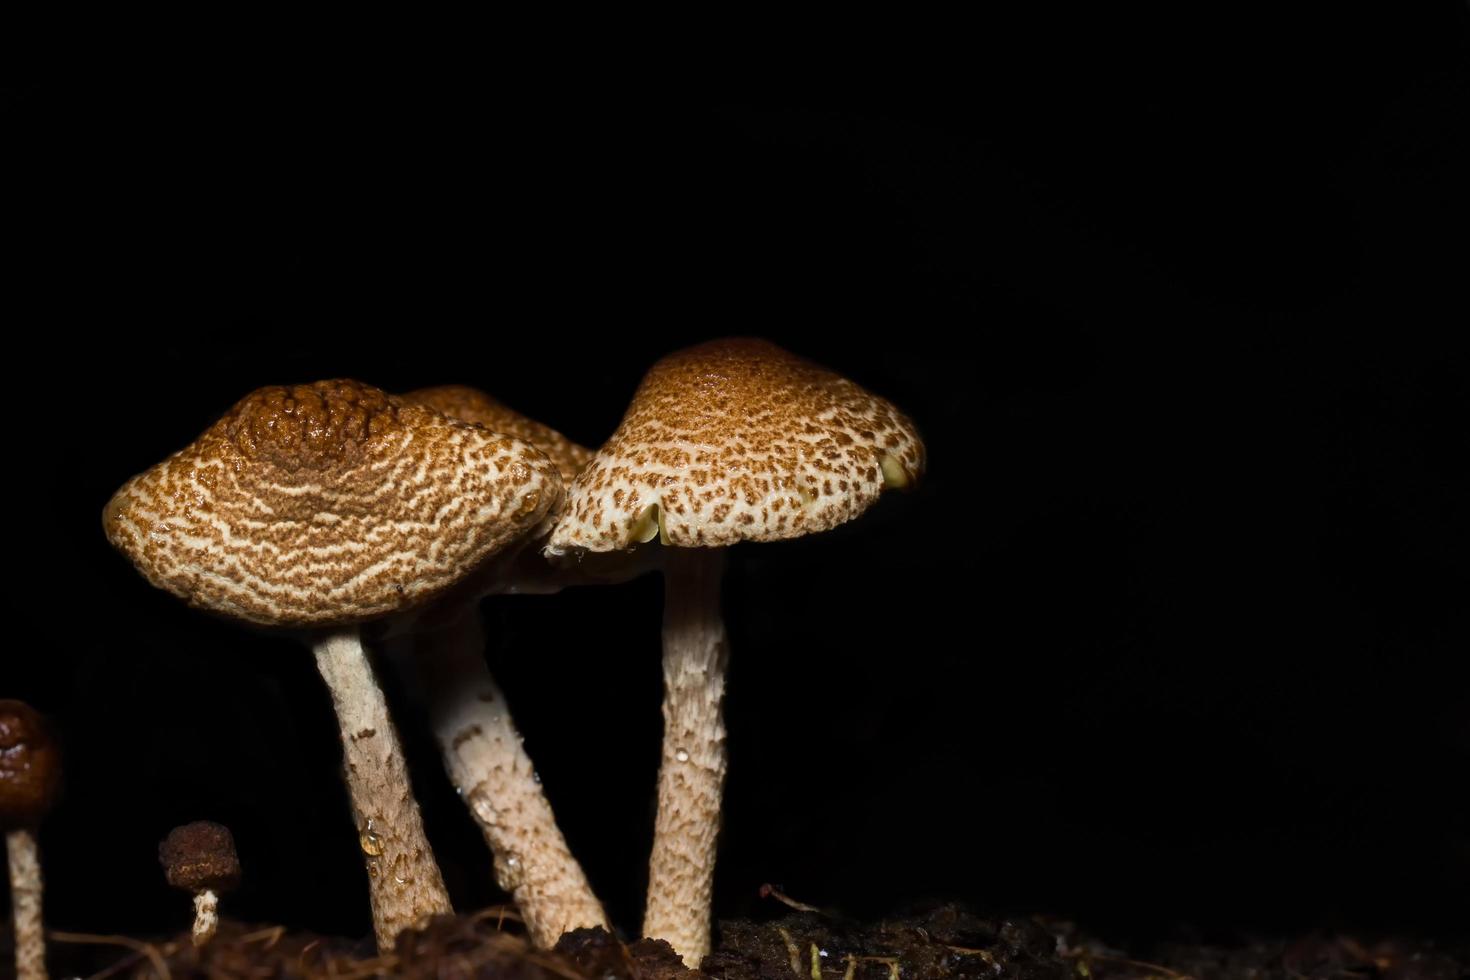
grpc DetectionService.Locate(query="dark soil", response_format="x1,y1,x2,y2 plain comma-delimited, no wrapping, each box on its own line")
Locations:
31,905,1468,980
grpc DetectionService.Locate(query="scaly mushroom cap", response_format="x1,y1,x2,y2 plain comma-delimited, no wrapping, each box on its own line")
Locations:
546,338,924,553
103,379,560,627
404,385,592,484
160,821,242,894
0,701,61,830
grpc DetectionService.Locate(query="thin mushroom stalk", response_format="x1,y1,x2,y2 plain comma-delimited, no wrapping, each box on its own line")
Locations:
313,628,452,949
7,829,45,980
416,611,607,946
191,890,220,946
643,546,729,966
1,700,61,980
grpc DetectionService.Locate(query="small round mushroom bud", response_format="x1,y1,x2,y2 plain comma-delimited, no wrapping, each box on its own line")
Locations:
1,700,62,980
160,822,241,947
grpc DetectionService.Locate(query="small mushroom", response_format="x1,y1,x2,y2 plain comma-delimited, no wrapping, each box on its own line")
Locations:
159,821,241,947
545,339,924,965
104,380,561,951
1,700,62,980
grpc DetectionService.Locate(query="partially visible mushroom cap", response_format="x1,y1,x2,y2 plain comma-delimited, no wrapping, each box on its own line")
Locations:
103,380,561,627
547,339,924,553
405,385,592,484
0,701,61,830
160,821,241,894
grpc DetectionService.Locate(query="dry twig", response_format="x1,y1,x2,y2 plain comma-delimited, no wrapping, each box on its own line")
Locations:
760,884,822,914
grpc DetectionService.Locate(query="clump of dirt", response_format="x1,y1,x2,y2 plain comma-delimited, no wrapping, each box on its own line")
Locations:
703,905,1069,980
58,905,1073,980
31,904,1469,979
555,926,697,980
1044,918,1468,980
45,912,579,979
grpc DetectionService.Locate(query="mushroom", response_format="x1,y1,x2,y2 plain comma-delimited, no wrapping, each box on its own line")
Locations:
1,700,62,980
103,380,561,951
544,339,924,965
395,384,609,946
159,821,241,947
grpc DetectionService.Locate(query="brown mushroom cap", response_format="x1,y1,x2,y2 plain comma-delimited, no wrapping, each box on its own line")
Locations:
159,821,241,894
547,338,924,553
404,385,592,484
0,701,61,830
103,379,561,627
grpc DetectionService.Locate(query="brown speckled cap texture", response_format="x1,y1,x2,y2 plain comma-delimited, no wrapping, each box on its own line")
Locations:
404,385,592,484
104,380,561,628
160,821,242,893
547,338,924,553
0,701,61,829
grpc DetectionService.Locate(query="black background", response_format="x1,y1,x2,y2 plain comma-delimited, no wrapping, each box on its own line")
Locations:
7,10,1469,952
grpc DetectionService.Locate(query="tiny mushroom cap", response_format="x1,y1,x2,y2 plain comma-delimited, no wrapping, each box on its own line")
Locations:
103,379,561,627
0,701,61,830
545,337,924,554
406,385,592,484
160,821,242,896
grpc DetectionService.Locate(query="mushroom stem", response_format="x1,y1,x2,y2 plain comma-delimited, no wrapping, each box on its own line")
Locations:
7,828,46,980
191,890,219,947
643,547,728,967
417,611,608,948
312,628,453,951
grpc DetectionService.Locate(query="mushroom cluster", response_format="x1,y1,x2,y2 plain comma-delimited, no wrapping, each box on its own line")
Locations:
103,341,923,964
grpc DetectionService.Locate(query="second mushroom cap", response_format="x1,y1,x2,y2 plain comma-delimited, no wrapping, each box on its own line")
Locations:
546,337,924,553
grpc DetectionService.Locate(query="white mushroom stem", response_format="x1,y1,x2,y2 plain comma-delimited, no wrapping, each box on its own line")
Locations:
417,612,608,948
191,890,219,947
7,828,45,980
312,628,453,951
643,547,728,967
